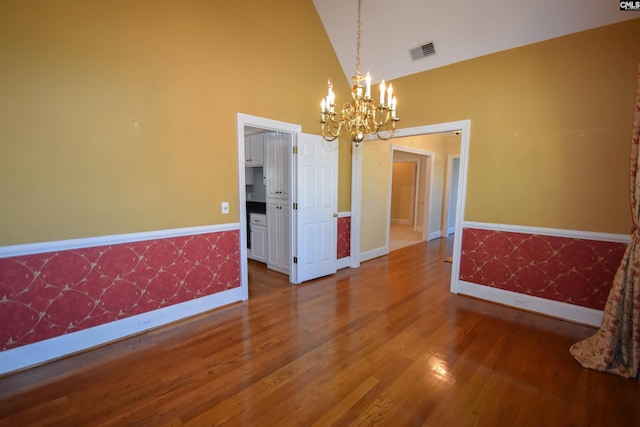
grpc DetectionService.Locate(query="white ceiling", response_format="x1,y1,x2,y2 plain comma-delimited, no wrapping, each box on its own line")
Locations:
312,0,640,84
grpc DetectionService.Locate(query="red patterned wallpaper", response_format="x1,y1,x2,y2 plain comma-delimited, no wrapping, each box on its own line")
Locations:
337,216,351,259
0,230,240,351
459,228,625,310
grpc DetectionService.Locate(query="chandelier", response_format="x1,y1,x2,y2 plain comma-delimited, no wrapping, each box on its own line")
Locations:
318,0,399,146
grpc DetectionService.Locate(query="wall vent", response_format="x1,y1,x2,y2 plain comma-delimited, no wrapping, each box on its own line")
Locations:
410,42,436,61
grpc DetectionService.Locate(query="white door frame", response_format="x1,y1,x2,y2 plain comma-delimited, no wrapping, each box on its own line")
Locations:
236,113,301,299
442,154,461,237
350,120,471,294
411,160,419,229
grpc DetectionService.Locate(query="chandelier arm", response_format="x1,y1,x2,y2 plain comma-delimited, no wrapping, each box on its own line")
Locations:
327,112,344,125
319,123,340,141
374,117,399,140
320,133,339,142
320,115,345,141
375,128,396,141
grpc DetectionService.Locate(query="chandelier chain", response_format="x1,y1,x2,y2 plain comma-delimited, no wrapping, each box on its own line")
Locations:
356,0,361,76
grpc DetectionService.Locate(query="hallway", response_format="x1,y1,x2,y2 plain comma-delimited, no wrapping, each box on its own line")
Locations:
389,223,423,252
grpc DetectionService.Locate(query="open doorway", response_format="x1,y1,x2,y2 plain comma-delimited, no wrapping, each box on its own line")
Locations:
351,120,470,292
237,114,300,300
237,114,339,298
389,160,419,251
388,149,431,252
243,126,292,298
386,132,462,254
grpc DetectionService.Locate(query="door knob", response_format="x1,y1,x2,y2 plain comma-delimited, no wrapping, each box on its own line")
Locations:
333,213,338,217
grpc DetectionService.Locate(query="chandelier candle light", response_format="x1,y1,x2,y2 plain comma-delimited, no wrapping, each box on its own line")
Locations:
319,0,399,146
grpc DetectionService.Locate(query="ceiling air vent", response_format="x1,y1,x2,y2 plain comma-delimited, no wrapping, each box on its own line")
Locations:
410,42,436,61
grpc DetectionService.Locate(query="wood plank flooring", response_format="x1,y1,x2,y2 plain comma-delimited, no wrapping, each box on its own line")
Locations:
1,237,639,426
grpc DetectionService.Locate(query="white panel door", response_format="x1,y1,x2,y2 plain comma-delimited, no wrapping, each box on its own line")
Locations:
292,133,338,284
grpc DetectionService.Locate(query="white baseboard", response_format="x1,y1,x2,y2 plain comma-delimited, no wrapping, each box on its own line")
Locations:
360,246,388,262
441,227,455,237
428,230,442,241
337,256,350,270
0,287,243,376
456,280,603,327
390,219,411,225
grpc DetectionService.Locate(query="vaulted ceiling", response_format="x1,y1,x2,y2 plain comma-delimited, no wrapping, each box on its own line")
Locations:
312,0,640,84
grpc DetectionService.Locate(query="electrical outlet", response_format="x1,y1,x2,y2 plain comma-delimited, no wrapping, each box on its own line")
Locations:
513,297,527,308
138,318,153,330
221,202,229,214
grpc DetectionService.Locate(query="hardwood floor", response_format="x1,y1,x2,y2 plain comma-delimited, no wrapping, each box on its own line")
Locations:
1,237,639,426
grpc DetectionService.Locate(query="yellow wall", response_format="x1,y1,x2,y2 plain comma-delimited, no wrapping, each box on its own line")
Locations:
360,141,390,251
0,0,350,245
337,136,352,212
2,3,638,247
391,19,640,234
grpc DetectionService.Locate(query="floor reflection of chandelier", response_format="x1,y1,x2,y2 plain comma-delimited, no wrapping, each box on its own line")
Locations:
318,0,399,146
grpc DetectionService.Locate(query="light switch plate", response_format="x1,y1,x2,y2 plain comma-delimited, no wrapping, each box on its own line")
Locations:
221,202,229,214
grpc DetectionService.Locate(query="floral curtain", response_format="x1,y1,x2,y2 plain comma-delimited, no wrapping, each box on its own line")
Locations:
569,64,640,378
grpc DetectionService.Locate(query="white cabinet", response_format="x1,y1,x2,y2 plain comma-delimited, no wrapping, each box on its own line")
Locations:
249,213,267,263
265,132,291,200
245,134,264,167
265,131,292,274
267,201,290,274
245,167,254,185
